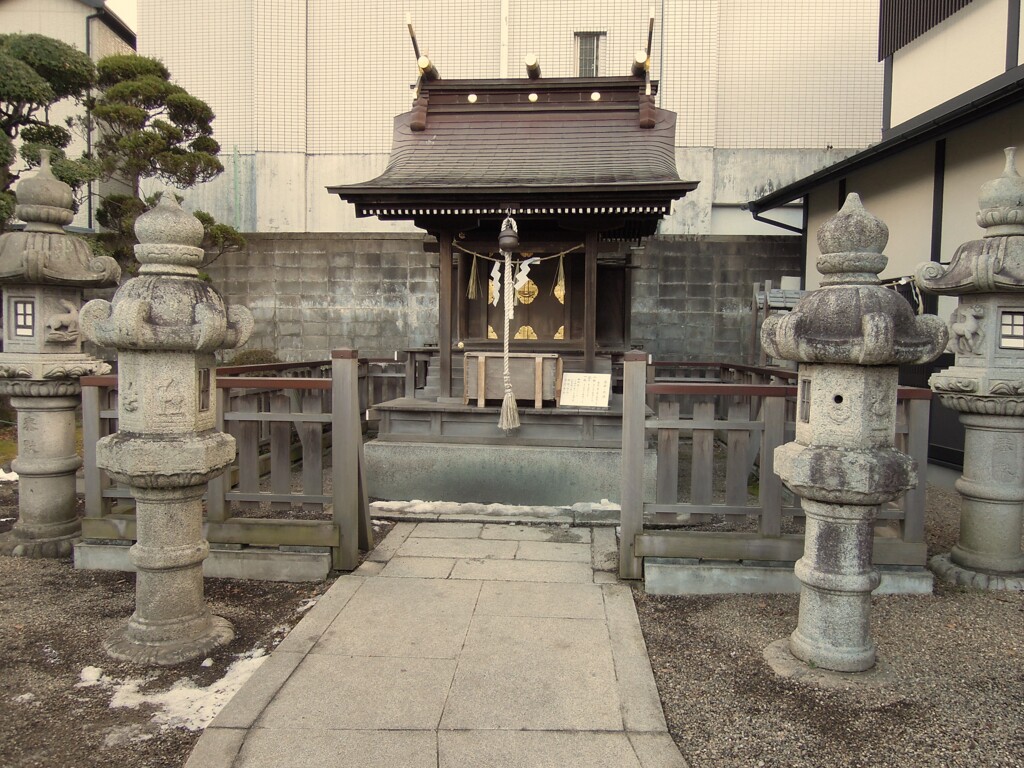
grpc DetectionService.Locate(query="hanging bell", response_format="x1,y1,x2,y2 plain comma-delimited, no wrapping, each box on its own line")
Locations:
498,224,519,252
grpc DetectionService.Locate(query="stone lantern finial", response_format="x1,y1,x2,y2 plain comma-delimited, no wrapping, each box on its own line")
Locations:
761,193,946,674
815,192,889,284
135,193,206,257
976,147,1024,237
13,150,75,233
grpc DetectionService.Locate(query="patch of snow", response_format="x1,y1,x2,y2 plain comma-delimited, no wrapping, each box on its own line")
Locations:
0,469,18,482
77,666,104,687
13,692,35,703
296,598,317,613
0,517,15,523
371,499,573,517
84,648,268,731
200,658,213,668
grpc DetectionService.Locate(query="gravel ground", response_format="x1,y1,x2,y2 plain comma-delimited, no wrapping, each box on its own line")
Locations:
0,480,391,768
634,484,1024,768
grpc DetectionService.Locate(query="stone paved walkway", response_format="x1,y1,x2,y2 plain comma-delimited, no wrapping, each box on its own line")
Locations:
185,522,687,767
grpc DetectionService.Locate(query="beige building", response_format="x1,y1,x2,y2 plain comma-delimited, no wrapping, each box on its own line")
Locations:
1,0,136,229
135,0,883,235
2,0,134,60
750,0,1024,467
752,0,1024,304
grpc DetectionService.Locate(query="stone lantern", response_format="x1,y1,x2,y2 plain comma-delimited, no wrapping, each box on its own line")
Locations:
762,193,947,672
916,147,1024,590
0,152,120,557
80,195,253,665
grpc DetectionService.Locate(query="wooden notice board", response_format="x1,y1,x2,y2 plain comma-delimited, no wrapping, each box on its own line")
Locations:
558,372,611,408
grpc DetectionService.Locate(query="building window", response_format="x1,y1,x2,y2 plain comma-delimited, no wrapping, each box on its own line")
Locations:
13,300,34,337
575,32,605,77
1000,311,1024,349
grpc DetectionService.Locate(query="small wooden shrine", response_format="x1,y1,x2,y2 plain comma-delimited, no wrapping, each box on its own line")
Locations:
329,59,696,503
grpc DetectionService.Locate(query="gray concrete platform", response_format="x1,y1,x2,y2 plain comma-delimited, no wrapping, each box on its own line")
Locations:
185,522,687,768
74,542,332,582
644,558,934,595
365,441,656,505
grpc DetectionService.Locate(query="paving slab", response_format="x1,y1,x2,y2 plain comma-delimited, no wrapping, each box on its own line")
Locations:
592,526,618,571
439,730,644,767
440,614,622,731
186,522,686,768
366,521,416,562
183,727,244,768
210,652,304,729
628,732,691,768
258,655,456,730
313,577,480,659
380,556,457,579
236,729,437,768
515,540,592,562
272,576,364,654
476,581,606,620
398,536,518,560
603,584,669,732
481,524,591,543
450,557,594,583
409,522,484,538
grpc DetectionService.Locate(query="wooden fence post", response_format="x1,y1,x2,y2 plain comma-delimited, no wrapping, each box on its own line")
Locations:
689,400,715,523
332,349,372,570
206,387,229,523
655,400,679,504
82,380,109,519
299,391,324,513
270,393,292,512
902,397,930,544
620,352,648,579
759,393,785,537
645,363,656,413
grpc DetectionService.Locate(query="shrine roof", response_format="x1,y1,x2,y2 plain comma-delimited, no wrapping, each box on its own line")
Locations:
329,77,697,220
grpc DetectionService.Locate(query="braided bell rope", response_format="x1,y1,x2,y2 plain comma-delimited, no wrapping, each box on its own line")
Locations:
498,217,520,432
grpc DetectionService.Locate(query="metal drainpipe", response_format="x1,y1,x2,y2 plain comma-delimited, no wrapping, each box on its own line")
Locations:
85,14,99,231
744,201,807,236
658,0,665,108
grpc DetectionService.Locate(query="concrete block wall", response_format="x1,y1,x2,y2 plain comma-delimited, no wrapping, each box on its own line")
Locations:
631,235,803,362
206,232,801,363
206,233,439,361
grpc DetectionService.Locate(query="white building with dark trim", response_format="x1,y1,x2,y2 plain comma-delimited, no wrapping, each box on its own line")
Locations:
748,0,1024,467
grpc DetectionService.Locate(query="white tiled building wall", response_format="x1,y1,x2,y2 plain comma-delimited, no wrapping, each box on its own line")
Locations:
138,0,884,233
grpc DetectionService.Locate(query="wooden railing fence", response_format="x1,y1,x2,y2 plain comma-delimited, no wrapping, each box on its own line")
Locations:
619,354,932,579
81,350,403,571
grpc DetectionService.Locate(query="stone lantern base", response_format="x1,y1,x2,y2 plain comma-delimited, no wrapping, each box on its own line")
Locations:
0,391,83,559
929,554,1024,591
105,614,235,667
928,410,1024,591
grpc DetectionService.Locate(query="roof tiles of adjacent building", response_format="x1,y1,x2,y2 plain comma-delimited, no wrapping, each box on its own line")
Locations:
329,76,697,220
